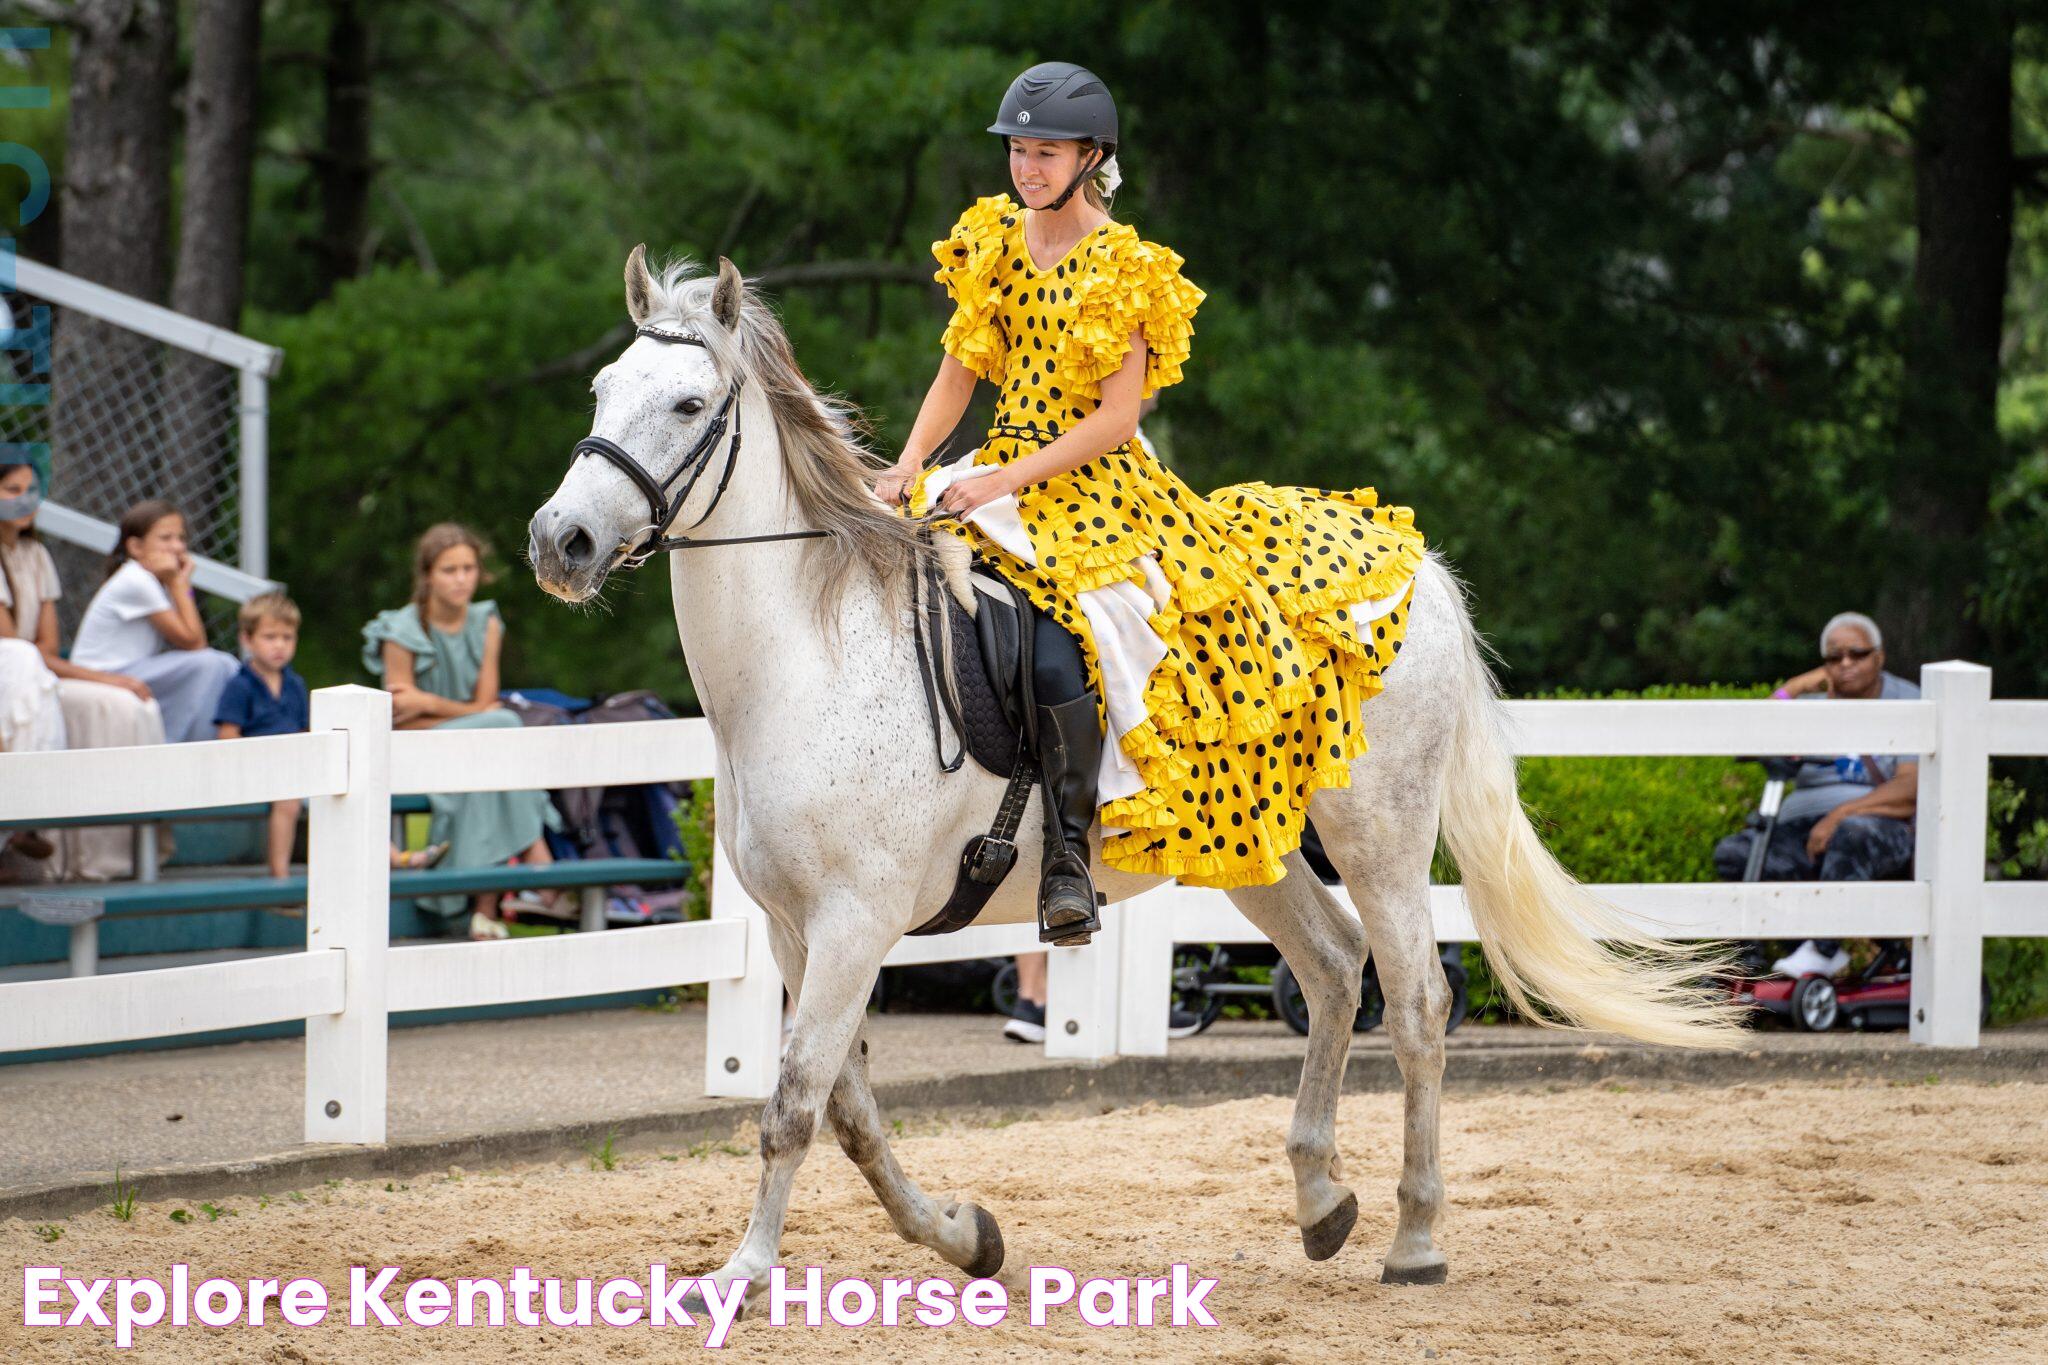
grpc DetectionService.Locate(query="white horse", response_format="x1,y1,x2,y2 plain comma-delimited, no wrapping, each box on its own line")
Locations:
529,250,1737,1307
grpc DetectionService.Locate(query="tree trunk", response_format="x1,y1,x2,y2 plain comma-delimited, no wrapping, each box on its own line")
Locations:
161,0,265,568
314,0,374,296
172,0,263,331
59,0,176,300
51,0,179,538
1884,16,2013,665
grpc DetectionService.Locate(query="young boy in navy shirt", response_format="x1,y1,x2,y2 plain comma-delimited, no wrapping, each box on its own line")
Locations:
214,591,447,878
214,591,311,877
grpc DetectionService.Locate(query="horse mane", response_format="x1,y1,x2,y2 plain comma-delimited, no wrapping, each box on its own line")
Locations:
639,259,965,633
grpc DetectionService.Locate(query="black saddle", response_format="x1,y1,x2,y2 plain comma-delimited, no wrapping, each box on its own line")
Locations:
950,560,1032,776
907,556,1042,937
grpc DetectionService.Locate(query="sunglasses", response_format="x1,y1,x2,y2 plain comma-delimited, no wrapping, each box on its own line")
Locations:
1821,646,1876,665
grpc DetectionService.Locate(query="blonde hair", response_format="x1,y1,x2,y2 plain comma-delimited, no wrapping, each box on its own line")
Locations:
238,589,300,635
412,522,494,609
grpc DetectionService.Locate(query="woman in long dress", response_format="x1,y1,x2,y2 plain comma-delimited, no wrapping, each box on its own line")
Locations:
876,62,1425,947
362,523,562,939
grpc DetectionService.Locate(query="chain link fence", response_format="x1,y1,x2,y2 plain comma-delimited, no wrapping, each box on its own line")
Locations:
4,284,253,643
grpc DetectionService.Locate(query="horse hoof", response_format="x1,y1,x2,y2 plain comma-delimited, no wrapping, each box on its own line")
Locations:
962,1202,1006,1279
680,1287,748,1320
1300,1191,1358,1262
1379,1259,1448,1286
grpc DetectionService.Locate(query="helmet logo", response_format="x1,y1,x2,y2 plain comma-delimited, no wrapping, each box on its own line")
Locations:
1017,111,1030,124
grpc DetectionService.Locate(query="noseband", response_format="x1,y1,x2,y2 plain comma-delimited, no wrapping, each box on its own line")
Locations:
568,323,827,568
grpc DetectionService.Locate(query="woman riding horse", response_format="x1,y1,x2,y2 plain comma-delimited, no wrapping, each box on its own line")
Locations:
876,62,1426,948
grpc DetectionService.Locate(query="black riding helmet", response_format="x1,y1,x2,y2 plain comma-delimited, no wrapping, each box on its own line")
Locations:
989,61,1117,212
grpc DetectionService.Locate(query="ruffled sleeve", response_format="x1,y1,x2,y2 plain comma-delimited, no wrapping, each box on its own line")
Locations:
1061,230,1207,401
929,195,1017,383
360,604,434,680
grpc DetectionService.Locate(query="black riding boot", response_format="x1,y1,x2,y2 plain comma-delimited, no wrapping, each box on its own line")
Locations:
1035,691,1105,947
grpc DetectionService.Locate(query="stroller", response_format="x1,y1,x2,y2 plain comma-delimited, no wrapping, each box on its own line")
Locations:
1719,756,1989,1031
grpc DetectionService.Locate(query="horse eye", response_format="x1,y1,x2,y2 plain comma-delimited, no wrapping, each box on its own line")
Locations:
675,397,705,416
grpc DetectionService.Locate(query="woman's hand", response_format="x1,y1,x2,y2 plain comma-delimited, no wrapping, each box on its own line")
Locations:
389,685,433,725
1805,808,1845,860
113,674,153,702
875,462,920,508
936,466,1019,519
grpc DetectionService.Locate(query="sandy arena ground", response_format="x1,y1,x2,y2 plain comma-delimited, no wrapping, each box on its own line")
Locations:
4,1077,2045,1361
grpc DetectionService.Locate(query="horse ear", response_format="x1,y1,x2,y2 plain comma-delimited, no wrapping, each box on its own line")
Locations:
625,243,654,325
711,256,745,332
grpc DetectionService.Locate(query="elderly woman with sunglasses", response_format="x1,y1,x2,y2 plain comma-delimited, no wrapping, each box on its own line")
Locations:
1714,611,1922,980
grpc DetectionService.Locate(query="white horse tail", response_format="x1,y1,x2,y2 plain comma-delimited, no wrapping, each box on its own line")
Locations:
1431,560,1745,1048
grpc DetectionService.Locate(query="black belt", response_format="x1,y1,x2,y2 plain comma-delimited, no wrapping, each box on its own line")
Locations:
988,421,1061,445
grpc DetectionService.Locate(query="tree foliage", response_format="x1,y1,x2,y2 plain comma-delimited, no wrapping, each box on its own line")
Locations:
16,0,2048,704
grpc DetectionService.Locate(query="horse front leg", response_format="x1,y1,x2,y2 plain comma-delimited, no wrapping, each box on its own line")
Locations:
824,1023,1005,1278
688,906,891,1313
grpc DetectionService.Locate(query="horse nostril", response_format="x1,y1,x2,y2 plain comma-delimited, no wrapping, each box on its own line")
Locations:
557,524,596,568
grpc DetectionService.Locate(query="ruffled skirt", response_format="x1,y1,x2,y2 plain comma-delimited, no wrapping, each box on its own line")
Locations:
915,447,1425,890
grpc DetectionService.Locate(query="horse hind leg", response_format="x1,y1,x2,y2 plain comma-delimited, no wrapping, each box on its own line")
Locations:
1311,787,1452,1286
1225,853,1368,1262
824,1026,1004,1279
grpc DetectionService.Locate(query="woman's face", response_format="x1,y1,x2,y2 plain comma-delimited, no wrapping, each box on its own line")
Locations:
1821,624,1883,698
428,543,480,609
0,465,34,536
1008,137,1091,211
127,514,187,573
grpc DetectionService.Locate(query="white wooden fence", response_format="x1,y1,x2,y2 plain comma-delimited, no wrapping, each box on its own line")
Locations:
2,661,2044,1145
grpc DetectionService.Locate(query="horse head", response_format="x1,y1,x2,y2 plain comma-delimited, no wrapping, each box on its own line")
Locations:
529,246,749,603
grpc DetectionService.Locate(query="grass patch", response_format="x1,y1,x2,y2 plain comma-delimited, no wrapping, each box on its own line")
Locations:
105,1168,137,1222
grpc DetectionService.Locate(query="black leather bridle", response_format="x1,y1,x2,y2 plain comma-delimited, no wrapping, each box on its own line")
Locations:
567,321,972,771
568,323,828,569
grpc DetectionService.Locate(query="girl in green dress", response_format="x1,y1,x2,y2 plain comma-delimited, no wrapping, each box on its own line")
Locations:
362,523,561,939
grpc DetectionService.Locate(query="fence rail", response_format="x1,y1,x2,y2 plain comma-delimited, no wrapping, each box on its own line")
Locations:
2,661,2044,1146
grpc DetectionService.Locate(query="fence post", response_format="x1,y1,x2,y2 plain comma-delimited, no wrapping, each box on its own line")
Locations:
238,367,269,580
1046,912,1124,1061
1911,661,1991,1048
305,685,391,1143
704,838,782,1099
1117,888,1175,1057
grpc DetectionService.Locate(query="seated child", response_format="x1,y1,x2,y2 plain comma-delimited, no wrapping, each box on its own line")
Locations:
214,590,443,877
71,499,239,742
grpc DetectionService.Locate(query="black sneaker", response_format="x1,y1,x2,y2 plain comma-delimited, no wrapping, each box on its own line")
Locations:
1003,1000,1047,1044
1166,1005,1204,1040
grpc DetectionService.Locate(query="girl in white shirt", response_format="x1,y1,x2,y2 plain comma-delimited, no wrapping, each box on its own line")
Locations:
70,500,239,743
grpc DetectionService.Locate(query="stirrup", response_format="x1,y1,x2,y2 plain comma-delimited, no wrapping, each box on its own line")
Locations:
1037,854,1103,946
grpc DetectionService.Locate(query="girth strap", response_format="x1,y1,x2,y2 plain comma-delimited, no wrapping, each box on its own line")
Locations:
907,740,1036,937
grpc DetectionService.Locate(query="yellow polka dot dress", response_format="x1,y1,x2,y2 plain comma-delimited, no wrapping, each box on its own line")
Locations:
911,194,1427,890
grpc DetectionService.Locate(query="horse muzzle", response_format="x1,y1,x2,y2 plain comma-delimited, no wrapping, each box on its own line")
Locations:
528,504,614,603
